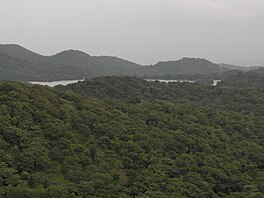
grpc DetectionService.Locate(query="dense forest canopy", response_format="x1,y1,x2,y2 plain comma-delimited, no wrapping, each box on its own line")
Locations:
58,76,264,116
0,76,264,197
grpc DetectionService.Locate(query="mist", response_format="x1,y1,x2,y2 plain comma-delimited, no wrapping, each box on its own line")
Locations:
1,0,263,65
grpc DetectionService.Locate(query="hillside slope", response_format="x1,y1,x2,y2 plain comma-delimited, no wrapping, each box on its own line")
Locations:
1,81,264,197
0,44,229,81
59,76,264,116
0,45,143,81
218,63,261,72
145,58,225,79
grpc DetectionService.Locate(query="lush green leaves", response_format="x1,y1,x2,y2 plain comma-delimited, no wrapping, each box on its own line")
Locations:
0,79,264,197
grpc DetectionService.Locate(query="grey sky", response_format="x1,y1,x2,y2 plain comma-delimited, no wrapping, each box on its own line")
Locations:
0,0,263,65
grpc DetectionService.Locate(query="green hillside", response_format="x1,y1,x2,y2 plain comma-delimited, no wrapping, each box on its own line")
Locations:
0,44,237,81
59,76,264,116
0,79,264,197
217,71,264,89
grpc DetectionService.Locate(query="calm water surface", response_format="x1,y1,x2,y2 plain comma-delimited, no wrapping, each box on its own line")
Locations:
30,79,84,87
30,79,221,87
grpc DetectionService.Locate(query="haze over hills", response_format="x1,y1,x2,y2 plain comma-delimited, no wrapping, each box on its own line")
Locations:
0,44,261,82
0,44,142,81
224,60,264,67
218,63,262,72
146,58,226,79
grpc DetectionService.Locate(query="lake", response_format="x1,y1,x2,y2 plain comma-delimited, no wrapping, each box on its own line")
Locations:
30,79,85,87
30,79,195,87
30,78,221,87
147,79,221,86
146,79,196,83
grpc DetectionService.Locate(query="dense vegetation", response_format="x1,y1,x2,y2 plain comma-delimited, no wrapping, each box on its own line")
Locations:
59,76,264,116
218,71,264,89
0,44,141,81
1,44,261,81
1,76,264,197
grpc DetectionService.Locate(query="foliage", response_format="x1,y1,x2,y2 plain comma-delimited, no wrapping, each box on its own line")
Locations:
0,79,264,197
59,76,264,116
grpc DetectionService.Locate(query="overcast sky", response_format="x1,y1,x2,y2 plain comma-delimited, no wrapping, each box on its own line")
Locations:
0,0,263,65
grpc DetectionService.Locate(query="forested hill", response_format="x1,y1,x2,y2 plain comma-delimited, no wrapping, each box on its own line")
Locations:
1,44,260,81
145,58,226,78
1,79,264,197
218,63,261,72
0,44,142,81
58,76,264,116
218,70,264,89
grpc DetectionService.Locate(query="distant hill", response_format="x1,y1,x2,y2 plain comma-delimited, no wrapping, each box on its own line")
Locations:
0,44,44,62
58,75,264,115
0,44,144,81
145,58,226,79
225,60,264,67
253,67,264,74
0,53,35,81
218,63,262,71
217,69,264,88
0,44,237,81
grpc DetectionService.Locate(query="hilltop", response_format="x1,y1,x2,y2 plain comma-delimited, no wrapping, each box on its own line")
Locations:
1,44,260,81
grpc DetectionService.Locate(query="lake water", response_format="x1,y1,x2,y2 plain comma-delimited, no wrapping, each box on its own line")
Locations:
212,80,221,86
30,78,221,87
147,79,221,86
30,79,85,87
146,79,196,83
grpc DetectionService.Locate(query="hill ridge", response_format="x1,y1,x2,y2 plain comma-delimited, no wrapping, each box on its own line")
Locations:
0,44,261,81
